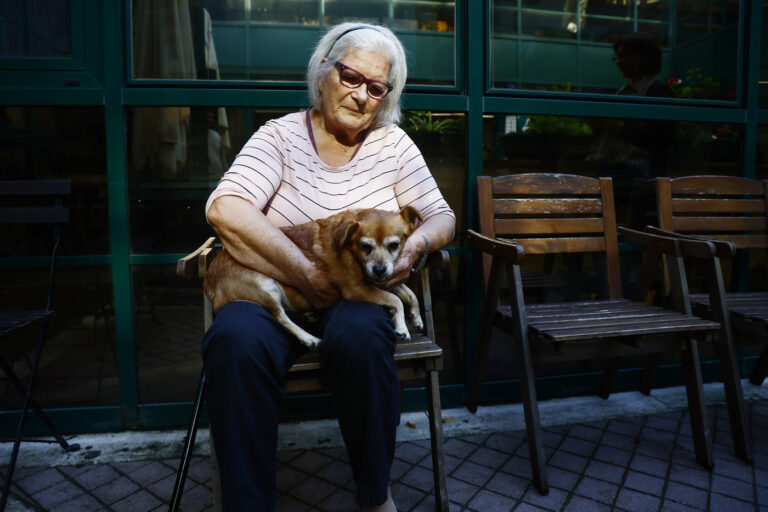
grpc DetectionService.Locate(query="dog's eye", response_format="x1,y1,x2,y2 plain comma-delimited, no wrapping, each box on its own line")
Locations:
360,241,373,254
387,241,400,253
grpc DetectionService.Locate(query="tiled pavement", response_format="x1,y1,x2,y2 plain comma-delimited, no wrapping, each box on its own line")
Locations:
1,398,767,511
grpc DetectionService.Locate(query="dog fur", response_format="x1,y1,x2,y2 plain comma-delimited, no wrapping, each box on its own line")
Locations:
203,207,425,348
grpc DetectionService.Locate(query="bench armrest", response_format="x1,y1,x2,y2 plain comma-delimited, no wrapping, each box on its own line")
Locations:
645,226,736,259
467,229,525,263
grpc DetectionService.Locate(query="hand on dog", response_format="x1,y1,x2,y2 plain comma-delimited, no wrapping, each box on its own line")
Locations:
382,241,420,289
302,262,340,309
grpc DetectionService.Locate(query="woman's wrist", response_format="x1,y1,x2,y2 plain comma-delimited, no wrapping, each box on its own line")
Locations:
410,234,430,273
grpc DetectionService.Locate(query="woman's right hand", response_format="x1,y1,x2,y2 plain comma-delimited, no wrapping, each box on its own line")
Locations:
301,262,339,309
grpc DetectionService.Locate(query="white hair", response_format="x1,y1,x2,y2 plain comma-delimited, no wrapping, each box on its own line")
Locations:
306,22,407,126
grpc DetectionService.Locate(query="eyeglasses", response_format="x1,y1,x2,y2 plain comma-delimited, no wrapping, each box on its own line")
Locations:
334,62,393,100
612,49,637,61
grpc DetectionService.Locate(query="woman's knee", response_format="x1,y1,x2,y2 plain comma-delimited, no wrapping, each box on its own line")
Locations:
203,301,295,377
321,301,396,367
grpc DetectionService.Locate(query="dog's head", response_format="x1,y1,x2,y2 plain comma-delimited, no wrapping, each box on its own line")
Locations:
333,206,423,284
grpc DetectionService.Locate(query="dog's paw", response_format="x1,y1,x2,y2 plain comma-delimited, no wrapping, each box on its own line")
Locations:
395,328,411,342
409,314,424,332
299,334,322,350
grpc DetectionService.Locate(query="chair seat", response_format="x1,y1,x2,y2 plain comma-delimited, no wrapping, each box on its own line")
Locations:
289,335,442,373
496,298,720,344
691,292,768,325
0,311,54,338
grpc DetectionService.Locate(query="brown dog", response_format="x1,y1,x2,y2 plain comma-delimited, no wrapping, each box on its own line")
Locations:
203,207,425,348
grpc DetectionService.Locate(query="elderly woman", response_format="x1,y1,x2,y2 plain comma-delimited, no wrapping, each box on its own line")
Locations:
203,22,455,511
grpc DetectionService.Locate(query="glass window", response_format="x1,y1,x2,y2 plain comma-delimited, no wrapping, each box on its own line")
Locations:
760,2,768,107
485,113,741,228
131,0,456,85
0,266,118,408
0,0,71,58
757,125,768,180
0,106,109,256
490,0,739,101
134,265,204,403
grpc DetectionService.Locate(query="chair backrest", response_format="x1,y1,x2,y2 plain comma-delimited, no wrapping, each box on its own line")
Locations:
476,173,621,298
656,176,768,250
0,180,71,310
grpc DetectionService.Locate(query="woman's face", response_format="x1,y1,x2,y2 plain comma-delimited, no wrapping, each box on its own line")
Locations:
318,48,391,139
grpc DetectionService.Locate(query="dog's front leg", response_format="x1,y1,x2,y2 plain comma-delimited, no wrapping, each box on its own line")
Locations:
343,288,411,342
390,284,423,333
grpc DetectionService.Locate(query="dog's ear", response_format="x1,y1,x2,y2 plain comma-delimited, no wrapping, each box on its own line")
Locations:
333,220,359,248
399,206,423,231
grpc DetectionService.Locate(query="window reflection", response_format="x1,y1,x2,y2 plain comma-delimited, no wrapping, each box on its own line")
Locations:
0,266,118,408
0,106,109,256
491,0,739,101
131,0,456,85
486,112,741,227
0,0,71,58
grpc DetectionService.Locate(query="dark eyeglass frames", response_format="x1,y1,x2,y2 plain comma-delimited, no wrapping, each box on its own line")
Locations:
334,62,393,100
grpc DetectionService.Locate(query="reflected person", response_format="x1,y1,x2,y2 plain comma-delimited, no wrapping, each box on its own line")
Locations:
202,22,456,512
587,32,673,224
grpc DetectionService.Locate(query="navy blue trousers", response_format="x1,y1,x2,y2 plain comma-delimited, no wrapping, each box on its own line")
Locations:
202,300,400,511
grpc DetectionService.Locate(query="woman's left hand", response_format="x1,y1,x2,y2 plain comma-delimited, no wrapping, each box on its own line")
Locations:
382,236,421,289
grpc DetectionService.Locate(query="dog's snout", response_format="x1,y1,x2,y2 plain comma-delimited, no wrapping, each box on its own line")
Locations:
373,264,387,277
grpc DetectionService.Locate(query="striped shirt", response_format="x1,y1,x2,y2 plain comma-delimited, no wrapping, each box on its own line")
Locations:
205,111,454,227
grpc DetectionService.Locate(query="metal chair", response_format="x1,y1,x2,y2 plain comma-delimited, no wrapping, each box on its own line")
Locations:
0,180,80,510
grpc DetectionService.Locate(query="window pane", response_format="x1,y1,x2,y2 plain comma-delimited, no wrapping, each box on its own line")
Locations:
131,0,456,85
0,0,71,58
760,2,768,107
0,106,109,256
134,265,203,403
0,266,118,408
491,0,739,101
757,125,768,180
485,113,741,228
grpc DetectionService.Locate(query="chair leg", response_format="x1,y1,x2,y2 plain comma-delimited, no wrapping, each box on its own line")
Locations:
169,369,206,512
639,354,663,396
517,339,549,495
0,355,80,453
712,329,753,463
0,320,54,510
681,338,714,469
749,346,768,386
598,359,620,399
426,366,449,512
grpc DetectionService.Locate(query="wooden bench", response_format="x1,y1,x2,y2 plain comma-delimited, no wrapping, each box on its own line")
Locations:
170,237,450,512
465,173,721,495
654,174,768,463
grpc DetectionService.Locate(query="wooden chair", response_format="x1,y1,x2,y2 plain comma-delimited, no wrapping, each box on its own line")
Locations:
465,173,721,495
654,174,768,463
0,180,81,510
170,237,450,512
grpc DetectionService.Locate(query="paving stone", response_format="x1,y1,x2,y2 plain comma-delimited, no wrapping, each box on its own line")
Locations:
584,460,625,484
483,470,528,499
14,467,66,495
48,492,104,512
390,481,427,511
317,487,357,512
500,456,532,480
316,459,354,487
712,456,754,482
401,465,435,491
451,460,495,488
709,492,756,512
558,437,596,457
289,476,336,505
71,464,120,489
548,449,590,473
178,481,213,512
124,460,175,487
629,454,669,476
443,439,478,459
275,494,311,512
34,480,84,510
396,442,431,464
668,463,710,489
563,495,611,512
664,481,708,509
467,446,509,469
614,488,661,512
574,476,618,504
485,432,524,454
568,424,604,443
710,474,754,500
111,490,162,512
600,431,639,452
288,451,334,474
592,445,632,466
623,470,665,496
444,477,480,506
467,488,517,512
521,485,568,510
277,465,309,492
91,475,140,505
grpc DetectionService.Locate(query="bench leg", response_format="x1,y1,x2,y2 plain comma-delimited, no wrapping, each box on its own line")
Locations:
598,359,619,399
426,367,449,512
749,346,768,386
681,338,714,469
